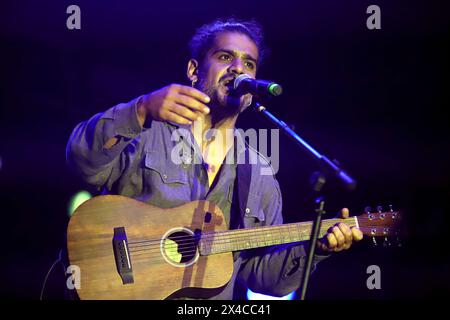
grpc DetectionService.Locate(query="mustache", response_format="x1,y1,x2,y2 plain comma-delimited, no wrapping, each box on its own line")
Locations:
219,74,237,84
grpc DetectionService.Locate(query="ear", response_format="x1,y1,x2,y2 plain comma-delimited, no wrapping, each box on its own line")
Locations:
187,59,199,83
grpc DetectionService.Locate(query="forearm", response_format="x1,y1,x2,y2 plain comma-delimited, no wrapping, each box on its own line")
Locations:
238,243,330,297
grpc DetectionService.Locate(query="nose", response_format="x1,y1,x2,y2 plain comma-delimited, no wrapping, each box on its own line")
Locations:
228,59,244,75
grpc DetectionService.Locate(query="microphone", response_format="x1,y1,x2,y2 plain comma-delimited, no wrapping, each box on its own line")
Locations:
233,74,283,97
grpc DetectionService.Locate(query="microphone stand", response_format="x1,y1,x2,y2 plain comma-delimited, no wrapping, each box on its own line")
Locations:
252,102,357,300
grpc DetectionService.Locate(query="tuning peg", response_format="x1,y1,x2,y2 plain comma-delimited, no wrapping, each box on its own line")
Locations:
365,206,374,219
371,237,378,247
395,231,402,247
377,206,386,219
382,237,391,247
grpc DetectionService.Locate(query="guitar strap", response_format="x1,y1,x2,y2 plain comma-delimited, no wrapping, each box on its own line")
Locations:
234,144,252,230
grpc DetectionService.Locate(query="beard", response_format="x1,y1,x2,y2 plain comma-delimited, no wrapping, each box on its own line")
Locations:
197,78,252,118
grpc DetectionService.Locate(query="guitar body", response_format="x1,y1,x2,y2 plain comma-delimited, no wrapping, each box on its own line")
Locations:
67,195,401,299
67,195,234,299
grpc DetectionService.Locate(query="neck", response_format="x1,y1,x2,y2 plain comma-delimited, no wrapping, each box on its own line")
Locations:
191,111,238,154
199,216,358,255
202,114,237,131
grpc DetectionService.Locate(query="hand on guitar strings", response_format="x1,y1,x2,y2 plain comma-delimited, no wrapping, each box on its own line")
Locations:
316,208,364,253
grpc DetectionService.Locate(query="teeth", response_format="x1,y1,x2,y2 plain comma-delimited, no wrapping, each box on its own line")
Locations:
223,78,234,85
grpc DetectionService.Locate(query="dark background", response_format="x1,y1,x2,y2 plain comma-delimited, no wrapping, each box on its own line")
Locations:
1,0,449,300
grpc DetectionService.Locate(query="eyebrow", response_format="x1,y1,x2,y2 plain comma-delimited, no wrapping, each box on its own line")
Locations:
213,49,258,65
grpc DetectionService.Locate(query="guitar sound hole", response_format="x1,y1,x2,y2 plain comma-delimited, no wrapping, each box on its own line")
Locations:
162,230,199,266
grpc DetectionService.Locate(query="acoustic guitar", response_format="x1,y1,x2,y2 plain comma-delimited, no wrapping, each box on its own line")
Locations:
67,195,401,299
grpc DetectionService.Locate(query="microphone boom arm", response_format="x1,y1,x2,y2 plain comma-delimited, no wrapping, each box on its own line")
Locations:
252,101,357,300
252,102,357,190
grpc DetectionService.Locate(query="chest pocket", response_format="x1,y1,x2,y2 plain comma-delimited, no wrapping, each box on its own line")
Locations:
144,152,188,184
143,151,192,206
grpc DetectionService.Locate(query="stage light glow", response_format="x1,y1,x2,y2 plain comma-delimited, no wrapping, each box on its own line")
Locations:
68,190,92,216
247,288,295,300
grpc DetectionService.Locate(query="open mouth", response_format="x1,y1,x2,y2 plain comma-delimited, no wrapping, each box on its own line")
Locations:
221,77,235,89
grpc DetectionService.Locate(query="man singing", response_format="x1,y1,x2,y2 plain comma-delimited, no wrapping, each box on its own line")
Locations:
67,18,363,299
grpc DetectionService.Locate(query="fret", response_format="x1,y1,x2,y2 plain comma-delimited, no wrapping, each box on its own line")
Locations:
278,226,284,243
218,234,224,253
293,225,298,241
270,229,275,246
290,224,298,242
257,232,265,247
250,231,257,247
266,232,273,246
296,223,303,241
201,218,356,255
263,232,270,246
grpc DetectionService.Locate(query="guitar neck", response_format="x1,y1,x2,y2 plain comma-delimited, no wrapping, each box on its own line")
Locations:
199,217,358,255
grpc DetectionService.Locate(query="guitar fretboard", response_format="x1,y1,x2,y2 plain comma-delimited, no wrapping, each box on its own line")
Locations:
199,217,358,255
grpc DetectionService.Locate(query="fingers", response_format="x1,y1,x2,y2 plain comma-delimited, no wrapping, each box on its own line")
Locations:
339,207,350,218
168,85,211,123
332,226,346,248
320,223,360,253
317,237,330,252
338,223,353,244
165,111,193,125
171,103,201,122
326,233,337,248
175,94,210,115
176,85,211,104
144,84,212,124
352,227,364,241
318,208,361,253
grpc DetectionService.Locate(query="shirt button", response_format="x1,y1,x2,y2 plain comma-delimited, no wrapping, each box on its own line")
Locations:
245,208,251,216
162,174,168,180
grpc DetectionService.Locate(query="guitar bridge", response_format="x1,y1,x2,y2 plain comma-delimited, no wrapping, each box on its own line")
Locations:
112,227,134,285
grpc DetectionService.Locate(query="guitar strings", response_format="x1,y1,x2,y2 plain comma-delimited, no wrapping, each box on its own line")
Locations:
129,229,312,257
129,224,350,257
131,224,321,252
130,235,304,262
129,217,357,248
129,231,309,256
129,226,374,263
127,223,316,244
127,218,354,247
128,224,316,252
130,226,373,262
129,231,327,262
127,219,358,255
127,218,361,257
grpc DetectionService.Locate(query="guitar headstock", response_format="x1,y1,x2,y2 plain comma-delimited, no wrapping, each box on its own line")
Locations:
356,205,402,247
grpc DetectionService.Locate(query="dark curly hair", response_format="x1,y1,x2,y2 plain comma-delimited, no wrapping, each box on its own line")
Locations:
188,18,268,66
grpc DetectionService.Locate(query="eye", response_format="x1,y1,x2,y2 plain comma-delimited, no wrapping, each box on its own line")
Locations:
218,54,232,62
245,61,256,70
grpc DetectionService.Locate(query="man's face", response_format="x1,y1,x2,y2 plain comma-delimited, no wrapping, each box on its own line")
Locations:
196,32,259,114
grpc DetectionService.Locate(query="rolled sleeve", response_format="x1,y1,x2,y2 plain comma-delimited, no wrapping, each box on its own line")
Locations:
66,96,143,188
102,96,143,138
